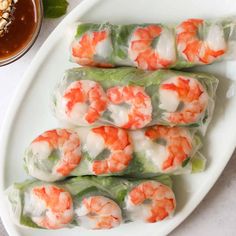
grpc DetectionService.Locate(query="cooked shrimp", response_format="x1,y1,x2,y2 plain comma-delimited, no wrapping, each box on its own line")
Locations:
71,30,113,67
126,181,176,222
75,196,122,229
29,129,81,180
128,25,176,70
159,76,208,124
62,80,108,125
107,85,152,129
145,126,192,170
85,126,133,175
177,18,226,64
24,185,74,229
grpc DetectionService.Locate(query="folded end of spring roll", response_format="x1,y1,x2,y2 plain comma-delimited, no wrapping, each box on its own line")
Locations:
6,176,176,230
70,22,115,67
220,18,236,60
6,180,75,229
6,180,43,229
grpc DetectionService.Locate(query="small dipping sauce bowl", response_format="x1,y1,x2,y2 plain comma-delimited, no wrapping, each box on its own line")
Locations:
0,0,43,66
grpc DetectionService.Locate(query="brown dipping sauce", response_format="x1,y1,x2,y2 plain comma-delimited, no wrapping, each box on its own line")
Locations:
0,0,38,60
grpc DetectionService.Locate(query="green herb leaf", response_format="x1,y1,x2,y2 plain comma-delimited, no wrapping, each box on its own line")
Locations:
95,149,110,160
116,189,128,203
43,0,69,18
48,151,59,163
20,215,41,228
75,186,99,200
182,157,190,167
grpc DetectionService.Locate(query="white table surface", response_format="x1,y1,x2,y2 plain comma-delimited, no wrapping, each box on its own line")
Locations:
0,1,236,235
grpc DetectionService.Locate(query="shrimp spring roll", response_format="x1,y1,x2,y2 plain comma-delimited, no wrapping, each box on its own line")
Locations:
6,176,176,230
71,18,236,70
24,126,205,182
53,67,218,130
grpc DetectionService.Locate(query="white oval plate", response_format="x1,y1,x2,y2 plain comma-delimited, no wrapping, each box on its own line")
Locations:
1,0,236,235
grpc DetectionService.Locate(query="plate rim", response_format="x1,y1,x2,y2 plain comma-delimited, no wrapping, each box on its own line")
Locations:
0,0,101,235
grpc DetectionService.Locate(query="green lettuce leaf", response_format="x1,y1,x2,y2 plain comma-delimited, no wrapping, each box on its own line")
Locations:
43,0,69,18
191,152,206,173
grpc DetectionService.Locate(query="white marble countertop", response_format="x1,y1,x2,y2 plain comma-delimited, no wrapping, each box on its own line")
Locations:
0,1,236,235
